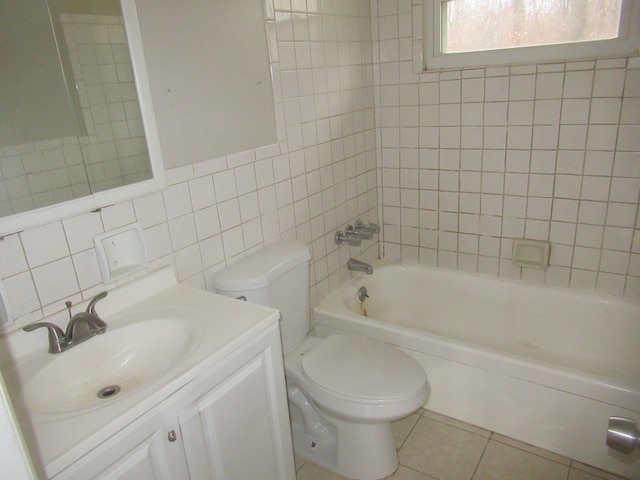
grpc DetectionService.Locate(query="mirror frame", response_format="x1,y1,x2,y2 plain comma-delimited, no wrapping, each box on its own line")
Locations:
0,0,165,236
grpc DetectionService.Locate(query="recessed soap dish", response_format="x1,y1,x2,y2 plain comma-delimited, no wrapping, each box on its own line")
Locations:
94,224,148,285
512,238,550,270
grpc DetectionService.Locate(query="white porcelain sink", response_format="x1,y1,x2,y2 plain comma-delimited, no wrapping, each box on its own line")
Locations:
0,267,281,477
20,315,201,416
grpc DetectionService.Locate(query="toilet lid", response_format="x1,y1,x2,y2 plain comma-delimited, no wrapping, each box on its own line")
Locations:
301,334,427,401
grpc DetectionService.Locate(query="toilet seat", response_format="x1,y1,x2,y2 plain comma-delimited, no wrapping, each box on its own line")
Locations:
301,334,427,403
284,334,429,422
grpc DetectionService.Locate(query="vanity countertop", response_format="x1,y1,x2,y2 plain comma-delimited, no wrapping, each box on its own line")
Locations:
0,267,280,477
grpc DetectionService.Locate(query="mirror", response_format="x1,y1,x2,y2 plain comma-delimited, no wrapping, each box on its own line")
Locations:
0,0,165,235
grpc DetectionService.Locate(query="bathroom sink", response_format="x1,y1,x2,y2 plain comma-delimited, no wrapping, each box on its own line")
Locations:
20,316,201,416
0,267,282,479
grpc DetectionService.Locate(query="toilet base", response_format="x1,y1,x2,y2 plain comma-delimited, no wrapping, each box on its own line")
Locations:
334,418,398,480
290,418,337,471
290,406,398,480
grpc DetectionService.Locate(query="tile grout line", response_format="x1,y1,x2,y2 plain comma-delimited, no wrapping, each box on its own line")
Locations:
396,411,423,453
468,434,492,480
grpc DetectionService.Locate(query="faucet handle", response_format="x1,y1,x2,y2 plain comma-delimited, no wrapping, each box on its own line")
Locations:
354,219,380,234
86,291,108,316
23,322,68,354
335,229,362,246
348,224,373,240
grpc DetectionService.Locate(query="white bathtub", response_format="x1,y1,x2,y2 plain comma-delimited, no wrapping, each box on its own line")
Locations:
313,262,640,479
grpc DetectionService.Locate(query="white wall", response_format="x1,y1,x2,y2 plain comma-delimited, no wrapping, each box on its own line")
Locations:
0,0,378,328
10,0,637,331
372,0,640,301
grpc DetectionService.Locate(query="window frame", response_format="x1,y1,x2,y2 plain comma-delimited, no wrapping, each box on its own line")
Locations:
422,0,640,71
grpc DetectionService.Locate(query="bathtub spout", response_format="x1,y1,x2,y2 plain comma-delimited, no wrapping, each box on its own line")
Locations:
348,258,373,274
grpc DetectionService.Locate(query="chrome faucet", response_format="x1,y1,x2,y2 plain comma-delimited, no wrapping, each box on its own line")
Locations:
336,220,380,246
348,258,373,275
23,291,109,353
345,224,373,240
335,227,362,246
354,219,380,237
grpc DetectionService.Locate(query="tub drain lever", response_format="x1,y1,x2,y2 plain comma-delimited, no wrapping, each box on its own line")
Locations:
357,287,369,303
606,416,639,454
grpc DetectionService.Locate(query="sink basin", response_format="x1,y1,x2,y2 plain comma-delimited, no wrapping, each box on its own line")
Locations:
0,268,281,479
22,317,200,416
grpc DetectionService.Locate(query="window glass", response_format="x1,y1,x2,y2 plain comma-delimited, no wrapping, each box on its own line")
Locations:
422,0,639,70
443,0,622,54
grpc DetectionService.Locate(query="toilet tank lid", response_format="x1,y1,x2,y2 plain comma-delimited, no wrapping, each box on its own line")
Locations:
212,241,311,291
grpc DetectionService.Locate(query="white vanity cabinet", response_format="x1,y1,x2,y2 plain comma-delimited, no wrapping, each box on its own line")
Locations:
178,326,293,479
52,323,294,480
51,407,189,480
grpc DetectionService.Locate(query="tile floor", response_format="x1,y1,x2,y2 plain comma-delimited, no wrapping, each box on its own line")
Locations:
295,409,631,480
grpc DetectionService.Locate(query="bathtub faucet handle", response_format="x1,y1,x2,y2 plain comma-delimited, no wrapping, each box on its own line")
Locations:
354,219,380,235
347,224,373,240
335,227,362,247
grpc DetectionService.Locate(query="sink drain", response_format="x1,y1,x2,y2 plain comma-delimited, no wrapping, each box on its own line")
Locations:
97,385,121,399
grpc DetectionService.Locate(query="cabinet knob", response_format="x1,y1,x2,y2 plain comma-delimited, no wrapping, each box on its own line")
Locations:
168,429,177,442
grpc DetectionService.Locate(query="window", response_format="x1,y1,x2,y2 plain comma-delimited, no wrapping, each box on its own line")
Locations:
423,0,640,70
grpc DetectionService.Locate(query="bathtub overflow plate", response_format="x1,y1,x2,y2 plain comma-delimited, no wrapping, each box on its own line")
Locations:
358,286,369,302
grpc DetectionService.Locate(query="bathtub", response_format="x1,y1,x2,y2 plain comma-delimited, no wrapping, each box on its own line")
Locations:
313,262,640,479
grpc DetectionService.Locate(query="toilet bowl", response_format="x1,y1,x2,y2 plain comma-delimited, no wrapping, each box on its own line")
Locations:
286,334,429,479
212,241,430,479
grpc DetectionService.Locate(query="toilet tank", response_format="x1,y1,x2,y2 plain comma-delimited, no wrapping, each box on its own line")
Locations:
211,241,311,353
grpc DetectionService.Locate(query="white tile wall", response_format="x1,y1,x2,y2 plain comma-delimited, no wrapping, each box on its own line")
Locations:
3,0,639,329
0,0,378,325
372,0,640,301
0,137,90,216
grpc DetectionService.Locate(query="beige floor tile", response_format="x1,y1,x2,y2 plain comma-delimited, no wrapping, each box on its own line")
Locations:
569,462,631,480
472,440,569,480
387,465,439,480
295,416,628,480
393,412,422,449
569,469,614,480
399,417,488,480
296,461,346,480
294,454,307,472
422,410,491,438
489,433,570,465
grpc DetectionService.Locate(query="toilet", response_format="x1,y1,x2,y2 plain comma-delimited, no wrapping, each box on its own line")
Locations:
212,241,430,480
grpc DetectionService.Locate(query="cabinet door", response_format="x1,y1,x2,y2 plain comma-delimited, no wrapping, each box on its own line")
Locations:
53,408,189,480
179,331,295,480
